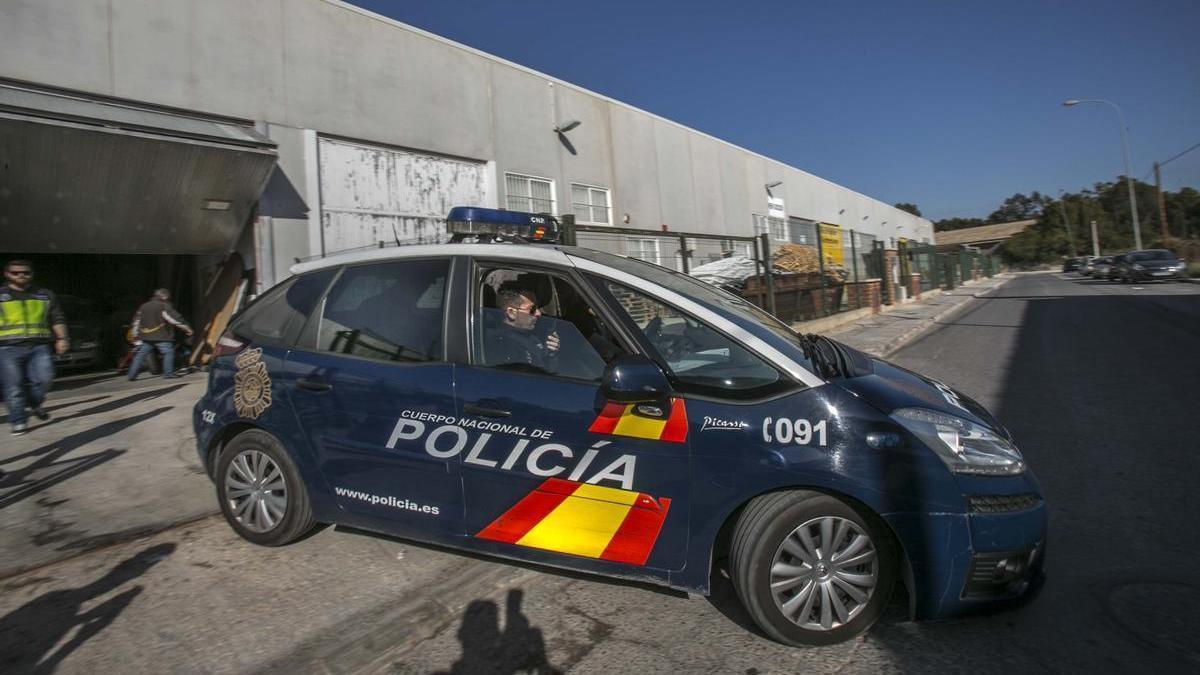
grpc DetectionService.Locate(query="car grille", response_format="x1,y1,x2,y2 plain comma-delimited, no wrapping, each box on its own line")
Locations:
967,494,1041,513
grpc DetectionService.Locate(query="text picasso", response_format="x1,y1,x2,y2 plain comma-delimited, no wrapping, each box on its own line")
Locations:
385,412,637,490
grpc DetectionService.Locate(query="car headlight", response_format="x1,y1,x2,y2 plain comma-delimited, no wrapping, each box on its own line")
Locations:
891,408,1025,475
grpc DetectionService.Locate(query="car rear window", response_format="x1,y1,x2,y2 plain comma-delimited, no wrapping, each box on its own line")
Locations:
314,258,449,363
230,269,336,348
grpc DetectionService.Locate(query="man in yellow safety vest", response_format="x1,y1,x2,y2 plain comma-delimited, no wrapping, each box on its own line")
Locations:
1,260,68,435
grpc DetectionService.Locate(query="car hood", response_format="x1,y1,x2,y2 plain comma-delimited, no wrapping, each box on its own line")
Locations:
831,347,1006,436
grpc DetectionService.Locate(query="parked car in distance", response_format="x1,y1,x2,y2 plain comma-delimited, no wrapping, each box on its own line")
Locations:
1112,249,1187,283
1106,254,1126,281
1062,256,1086,272
54,295,102,370
1090,256,1114,280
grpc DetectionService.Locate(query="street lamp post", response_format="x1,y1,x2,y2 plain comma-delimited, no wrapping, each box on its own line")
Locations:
1063,99,1142,250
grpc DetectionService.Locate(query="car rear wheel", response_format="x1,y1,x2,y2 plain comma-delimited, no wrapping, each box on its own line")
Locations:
216,429,316,546
729,490,897,646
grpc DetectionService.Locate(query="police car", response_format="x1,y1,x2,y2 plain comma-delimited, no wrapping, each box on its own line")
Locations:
193,207,1045,646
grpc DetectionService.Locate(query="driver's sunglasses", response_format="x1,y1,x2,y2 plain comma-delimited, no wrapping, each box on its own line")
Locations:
516,304,540,315
7,269,32,277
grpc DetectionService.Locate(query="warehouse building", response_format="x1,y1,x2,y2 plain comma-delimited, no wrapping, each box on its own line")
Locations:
0,0,932,359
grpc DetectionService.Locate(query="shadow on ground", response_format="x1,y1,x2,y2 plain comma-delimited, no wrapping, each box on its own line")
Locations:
0,543,176,674
434,589,561,675
0,407,171,512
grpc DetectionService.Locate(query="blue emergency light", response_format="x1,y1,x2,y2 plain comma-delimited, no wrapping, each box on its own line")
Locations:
446,206,561,244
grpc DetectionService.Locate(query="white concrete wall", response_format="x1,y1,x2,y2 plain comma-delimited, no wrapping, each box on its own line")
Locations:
0,0,935,272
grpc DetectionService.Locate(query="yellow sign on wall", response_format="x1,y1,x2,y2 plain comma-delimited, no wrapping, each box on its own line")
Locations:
819,223,844,266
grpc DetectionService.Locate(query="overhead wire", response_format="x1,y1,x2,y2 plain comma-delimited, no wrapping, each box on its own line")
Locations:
1141,140,1200,181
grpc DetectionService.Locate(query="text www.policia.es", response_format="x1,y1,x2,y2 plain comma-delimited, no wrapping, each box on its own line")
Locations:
333,487,440,516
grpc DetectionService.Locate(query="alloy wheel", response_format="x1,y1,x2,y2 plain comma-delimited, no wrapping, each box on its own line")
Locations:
769,516,879,631
224,449,287,533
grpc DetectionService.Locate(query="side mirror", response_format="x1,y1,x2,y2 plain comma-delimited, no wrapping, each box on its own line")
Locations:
601,355,671,403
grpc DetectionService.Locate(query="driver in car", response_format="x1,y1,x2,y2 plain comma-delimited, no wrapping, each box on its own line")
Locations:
488,287,560,371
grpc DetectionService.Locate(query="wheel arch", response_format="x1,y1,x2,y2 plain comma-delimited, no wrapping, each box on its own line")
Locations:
707,485,917,619
204,422,263,479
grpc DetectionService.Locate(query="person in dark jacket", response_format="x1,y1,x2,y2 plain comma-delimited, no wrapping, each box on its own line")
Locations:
0,260,69,435
486,287,560,372
127,288,193,381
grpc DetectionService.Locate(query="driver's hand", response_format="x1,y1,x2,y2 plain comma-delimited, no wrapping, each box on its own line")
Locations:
545,331,560,353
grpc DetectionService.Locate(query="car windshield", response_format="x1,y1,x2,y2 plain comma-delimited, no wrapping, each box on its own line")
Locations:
1129,250,1176,261
566,246,802,346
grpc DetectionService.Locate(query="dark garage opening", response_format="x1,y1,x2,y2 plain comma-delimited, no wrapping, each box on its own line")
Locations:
3,253,203,371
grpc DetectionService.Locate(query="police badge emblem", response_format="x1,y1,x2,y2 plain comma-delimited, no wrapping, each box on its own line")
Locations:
233,348,272,419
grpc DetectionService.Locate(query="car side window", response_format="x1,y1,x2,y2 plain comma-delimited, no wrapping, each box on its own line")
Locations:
316,259,448,363
472,266,627,381
603,280,781,394
231,269,335,348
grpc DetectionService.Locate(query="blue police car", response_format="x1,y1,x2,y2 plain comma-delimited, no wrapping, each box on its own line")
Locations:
193,207,1045,645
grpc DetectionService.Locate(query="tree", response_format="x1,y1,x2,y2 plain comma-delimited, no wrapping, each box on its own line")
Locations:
893,202,922,217
987,192,1050,223
934,217,985,232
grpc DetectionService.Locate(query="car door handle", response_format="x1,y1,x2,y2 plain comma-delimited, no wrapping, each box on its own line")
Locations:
464,403,511,418
296,378,332,392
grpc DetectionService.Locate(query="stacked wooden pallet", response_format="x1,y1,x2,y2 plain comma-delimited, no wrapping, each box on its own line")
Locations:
773,244,822,273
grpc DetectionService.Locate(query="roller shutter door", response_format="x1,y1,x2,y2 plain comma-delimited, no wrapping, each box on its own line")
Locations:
318,138,489,254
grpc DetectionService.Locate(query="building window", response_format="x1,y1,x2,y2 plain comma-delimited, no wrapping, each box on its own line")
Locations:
505,173,555,214
768,217,788,242
571,184,611,225
627,237,662,266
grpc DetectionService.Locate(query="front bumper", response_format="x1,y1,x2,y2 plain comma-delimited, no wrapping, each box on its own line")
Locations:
884,497,1047,620
1131,269,1184,281
53,347,98,369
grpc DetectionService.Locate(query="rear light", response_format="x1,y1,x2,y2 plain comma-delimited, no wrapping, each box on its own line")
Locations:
212,330,247,358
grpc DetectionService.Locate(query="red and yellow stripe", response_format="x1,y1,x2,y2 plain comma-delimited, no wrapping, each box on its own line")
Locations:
476,478,672,566
588,398,688,443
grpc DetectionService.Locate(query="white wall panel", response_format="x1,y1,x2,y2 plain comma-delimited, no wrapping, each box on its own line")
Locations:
318,138,488,253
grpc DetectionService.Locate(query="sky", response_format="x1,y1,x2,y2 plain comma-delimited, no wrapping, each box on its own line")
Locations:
349,0,1200,221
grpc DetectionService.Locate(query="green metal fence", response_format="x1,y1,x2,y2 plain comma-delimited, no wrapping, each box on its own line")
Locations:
565,221,997,326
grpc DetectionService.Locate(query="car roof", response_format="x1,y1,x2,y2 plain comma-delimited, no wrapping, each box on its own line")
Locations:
289,243,575,275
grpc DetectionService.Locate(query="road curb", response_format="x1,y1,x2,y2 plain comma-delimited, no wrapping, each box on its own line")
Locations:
879,275,1016,357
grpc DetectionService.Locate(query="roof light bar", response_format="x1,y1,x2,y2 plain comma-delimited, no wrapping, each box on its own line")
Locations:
446,206,561,244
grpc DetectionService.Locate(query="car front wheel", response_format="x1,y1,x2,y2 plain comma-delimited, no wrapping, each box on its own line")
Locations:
729,490,897,646
216,429,316,546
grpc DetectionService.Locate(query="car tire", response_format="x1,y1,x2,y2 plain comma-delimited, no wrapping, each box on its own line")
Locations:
216,429,316,546
729,490,897,646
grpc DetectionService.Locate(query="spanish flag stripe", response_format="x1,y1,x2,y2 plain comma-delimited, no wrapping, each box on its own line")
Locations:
476,479,673,565
587,402,627,435
599,497,673,565
589,398,689,443
517,493,635,558
611,410,667,439
475,483,577,544
660,399,689,443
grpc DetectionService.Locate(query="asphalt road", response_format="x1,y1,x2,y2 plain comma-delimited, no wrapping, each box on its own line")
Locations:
1,272,1197,673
